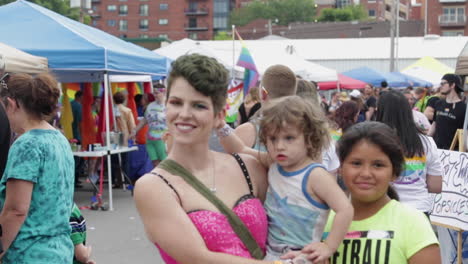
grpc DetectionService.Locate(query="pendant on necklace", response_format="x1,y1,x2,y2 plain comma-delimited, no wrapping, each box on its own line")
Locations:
210,187,217,193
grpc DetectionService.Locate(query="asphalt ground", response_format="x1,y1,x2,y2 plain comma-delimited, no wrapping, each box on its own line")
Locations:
74,182,164,264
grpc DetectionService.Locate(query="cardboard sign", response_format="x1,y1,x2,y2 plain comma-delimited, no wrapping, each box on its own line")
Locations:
430,150,468,231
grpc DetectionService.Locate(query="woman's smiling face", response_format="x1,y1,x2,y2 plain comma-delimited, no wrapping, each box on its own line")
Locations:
165,77,222,145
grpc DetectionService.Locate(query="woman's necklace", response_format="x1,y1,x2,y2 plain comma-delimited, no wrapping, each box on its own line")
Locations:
209,152,216,193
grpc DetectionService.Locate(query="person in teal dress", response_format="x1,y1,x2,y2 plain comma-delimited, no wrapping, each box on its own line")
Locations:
0,73,74,263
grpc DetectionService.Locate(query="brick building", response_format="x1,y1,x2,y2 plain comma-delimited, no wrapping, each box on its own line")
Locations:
426,0,468,36
89,0,235,40
88,0,468,41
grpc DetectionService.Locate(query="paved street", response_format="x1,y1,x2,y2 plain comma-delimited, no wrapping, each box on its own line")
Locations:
74,183,164,264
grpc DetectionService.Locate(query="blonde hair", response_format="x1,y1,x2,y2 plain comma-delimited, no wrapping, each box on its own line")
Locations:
259,96,330,160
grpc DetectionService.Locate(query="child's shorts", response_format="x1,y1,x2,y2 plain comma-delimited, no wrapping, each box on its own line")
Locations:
145,139,167,161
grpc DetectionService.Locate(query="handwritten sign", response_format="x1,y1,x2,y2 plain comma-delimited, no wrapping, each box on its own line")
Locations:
430,150,468,231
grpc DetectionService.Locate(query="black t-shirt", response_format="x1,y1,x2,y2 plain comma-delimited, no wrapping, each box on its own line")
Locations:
433,99,467,150
0,103,11,176
238,102,261,125
365,96,377,120
426,96,440,110
365,96,377,109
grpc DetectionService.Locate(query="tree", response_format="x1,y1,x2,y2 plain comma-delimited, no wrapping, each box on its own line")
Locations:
230,0,317,27
317,5,368,22
214,31,232,40
0,0,84,22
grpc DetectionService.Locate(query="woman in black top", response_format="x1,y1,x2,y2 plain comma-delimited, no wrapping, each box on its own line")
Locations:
238,87,261,125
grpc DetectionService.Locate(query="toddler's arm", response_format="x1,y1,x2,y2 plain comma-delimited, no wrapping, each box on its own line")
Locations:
303,168,353,262
74,243,92,264
217,122,271,169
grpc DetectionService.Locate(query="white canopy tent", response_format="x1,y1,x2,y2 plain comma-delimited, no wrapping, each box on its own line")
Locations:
155,38,244,79
157,38,338,82
199,39,338,82
0,42,48,74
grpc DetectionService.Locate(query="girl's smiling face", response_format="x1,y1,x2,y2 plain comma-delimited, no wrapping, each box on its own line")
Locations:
341,139,396,206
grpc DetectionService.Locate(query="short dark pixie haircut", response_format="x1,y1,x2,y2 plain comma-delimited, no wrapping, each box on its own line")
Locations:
167,54,229,113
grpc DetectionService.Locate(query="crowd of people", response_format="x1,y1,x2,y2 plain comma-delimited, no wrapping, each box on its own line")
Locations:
0,53,466,263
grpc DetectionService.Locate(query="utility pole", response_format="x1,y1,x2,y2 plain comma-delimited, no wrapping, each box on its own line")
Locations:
395,0,400,71
389,0,395,72
424,0,428,35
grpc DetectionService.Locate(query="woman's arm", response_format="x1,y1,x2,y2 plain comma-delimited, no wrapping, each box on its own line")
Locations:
129,117,147,139
427,175,442,193
302,169,353,263
409,244,441,264
423,106,435,122
134,173,276,264
0,179,33,257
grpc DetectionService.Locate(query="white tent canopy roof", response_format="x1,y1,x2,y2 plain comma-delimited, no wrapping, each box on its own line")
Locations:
198,39,338,82
157,38,338,82
154,38,244,79
199,35,468,61
0,42,48,74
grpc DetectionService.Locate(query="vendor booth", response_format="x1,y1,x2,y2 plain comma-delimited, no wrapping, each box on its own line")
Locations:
0,42,48,74
0,0,169,210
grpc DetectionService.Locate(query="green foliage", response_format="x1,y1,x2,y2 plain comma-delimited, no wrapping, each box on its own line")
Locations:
317,4,368,22
214,31,232,40
230,0,316,27
0,0,85,22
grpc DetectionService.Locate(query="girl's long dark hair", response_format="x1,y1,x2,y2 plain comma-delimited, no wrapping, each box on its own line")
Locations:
375,90,424,157
337,122,404,200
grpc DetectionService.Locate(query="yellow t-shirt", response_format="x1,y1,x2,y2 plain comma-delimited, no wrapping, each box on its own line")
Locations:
324,200,438,264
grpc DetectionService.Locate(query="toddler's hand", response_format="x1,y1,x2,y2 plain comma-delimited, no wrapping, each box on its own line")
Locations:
301,242,333,263
280,250,301,260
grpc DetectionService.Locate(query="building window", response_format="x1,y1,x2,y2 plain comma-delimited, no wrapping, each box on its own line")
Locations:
188,32,198,40
159,34,168,39
107,5,116,11
119,20,127,31
160,3,168,10
92,20,98,26
367,0,376,2
140,34,149,38
213,16,227,29
107,20,116,27
368,9,376,17
140,4,149,16
189,18,197,28
213,0,228,13
119,5,128,15
442,7,465,23
188,2,198,11
336,0,351,8
159,19,169,25
442,30,464,36
140,19,149,30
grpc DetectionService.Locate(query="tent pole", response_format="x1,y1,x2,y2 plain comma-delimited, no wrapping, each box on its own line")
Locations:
463,79,468,152
104,72,114,211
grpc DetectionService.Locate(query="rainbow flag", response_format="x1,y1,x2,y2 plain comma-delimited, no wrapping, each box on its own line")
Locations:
235,30,259,95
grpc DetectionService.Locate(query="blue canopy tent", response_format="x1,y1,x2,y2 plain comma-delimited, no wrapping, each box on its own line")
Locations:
342,66,409,88
0,0,170,210
391,72,433,88
0,0,168,82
